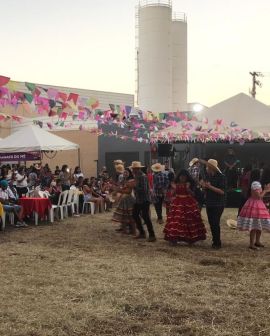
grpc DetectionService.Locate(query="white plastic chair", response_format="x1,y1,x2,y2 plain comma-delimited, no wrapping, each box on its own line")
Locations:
1,212,15,230
49,191,68,222
61,190,70,218
9,212,15,226
66,189,76,216
82,197,95,215
1,212,5,231
72,193,80,215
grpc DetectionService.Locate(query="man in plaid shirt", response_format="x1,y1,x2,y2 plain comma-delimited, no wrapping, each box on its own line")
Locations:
188,158,204,183
152,163,169,224
188,158,205,208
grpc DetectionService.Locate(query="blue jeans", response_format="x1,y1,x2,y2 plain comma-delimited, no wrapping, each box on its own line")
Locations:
3,204,22,213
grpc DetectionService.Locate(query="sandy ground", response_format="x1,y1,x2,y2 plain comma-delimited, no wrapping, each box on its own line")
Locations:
0,208,270,336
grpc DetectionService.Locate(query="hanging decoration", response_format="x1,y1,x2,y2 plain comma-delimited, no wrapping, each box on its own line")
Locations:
1,75,270,144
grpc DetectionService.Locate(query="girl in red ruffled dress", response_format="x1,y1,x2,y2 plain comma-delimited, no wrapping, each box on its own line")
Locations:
164,170,206,245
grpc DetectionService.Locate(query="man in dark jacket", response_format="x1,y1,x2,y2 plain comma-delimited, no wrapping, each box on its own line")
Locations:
131,161,156,242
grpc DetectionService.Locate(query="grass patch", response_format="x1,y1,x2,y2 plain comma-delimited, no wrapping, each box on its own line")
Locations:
0,209,270,335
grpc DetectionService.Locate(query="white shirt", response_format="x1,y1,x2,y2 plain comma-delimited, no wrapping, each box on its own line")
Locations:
74,173,84,180
7,186,18,200
0,188,9,201
16,173,28,188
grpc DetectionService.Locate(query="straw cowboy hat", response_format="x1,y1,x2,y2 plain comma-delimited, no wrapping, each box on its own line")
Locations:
151,163,165,173
114,160,125,166
115,164,125,173
129,161,145,169
227,219,237,229
189,158,200,167
206,159,222,174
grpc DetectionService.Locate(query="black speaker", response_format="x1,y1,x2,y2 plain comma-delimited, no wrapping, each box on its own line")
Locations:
158,144,174,157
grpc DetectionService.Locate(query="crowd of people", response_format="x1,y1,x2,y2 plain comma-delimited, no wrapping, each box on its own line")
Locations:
110,158,225,247
0,163,113,227
111,157,270,250
0,156,270,250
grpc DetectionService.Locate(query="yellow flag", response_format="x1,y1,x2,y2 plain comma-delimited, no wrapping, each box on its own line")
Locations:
6,80,17,92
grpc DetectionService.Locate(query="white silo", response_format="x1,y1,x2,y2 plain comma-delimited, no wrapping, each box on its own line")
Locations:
172,13,187,112
137,0,173,114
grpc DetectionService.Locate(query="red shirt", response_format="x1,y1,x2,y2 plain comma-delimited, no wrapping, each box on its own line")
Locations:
147,173,153,189
240,171,251,196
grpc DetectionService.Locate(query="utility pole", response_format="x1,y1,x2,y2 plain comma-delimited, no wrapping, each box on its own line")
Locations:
249,72,263,99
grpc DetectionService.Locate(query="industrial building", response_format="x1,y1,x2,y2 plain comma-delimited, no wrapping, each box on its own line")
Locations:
136,0,187,113
99,0,189,173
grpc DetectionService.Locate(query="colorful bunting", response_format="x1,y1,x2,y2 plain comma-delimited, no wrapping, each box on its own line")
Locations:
1,75,270,145
24,93,33,104
57,92,68,102
0,76,10,87
60,112,68,120
68,93,79,105
47,88,58,100
25,82,36,92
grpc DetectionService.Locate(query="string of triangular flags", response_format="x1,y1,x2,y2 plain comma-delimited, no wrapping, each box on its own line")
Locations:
1,75,270,144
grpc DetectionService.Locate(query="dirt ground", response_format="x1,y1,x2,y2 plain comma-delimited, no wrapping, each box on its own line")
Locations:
0,208,270,336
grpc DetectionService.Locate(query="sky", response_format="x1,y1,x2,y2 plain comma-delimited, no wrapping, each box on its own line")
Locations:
0,0,270,107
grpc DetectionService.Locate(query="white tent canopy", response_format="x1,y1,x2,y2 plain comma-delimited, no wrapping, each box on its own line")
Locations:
0,125,79,153
201,93,270,130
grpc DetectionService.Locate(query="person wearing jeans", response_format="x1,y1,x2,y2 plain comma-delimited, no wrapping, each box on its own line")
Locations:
202,159,226,249
151,163,169,224
131,161,156,242
0,180,27,227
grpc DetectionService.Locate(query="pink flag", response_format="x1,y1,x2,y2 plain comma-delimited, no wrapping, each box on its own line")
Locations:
60,112,68,120
215,119,223,126
34,88,41,97
47,88,58,100
14,91,24,100
0,87,9,98
10,97,18,106
179,112,188,121
78,111,85,120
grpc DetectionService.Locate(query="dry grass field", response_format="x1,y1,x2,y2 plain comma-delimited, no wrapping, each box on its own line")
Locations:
0,208,270,336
